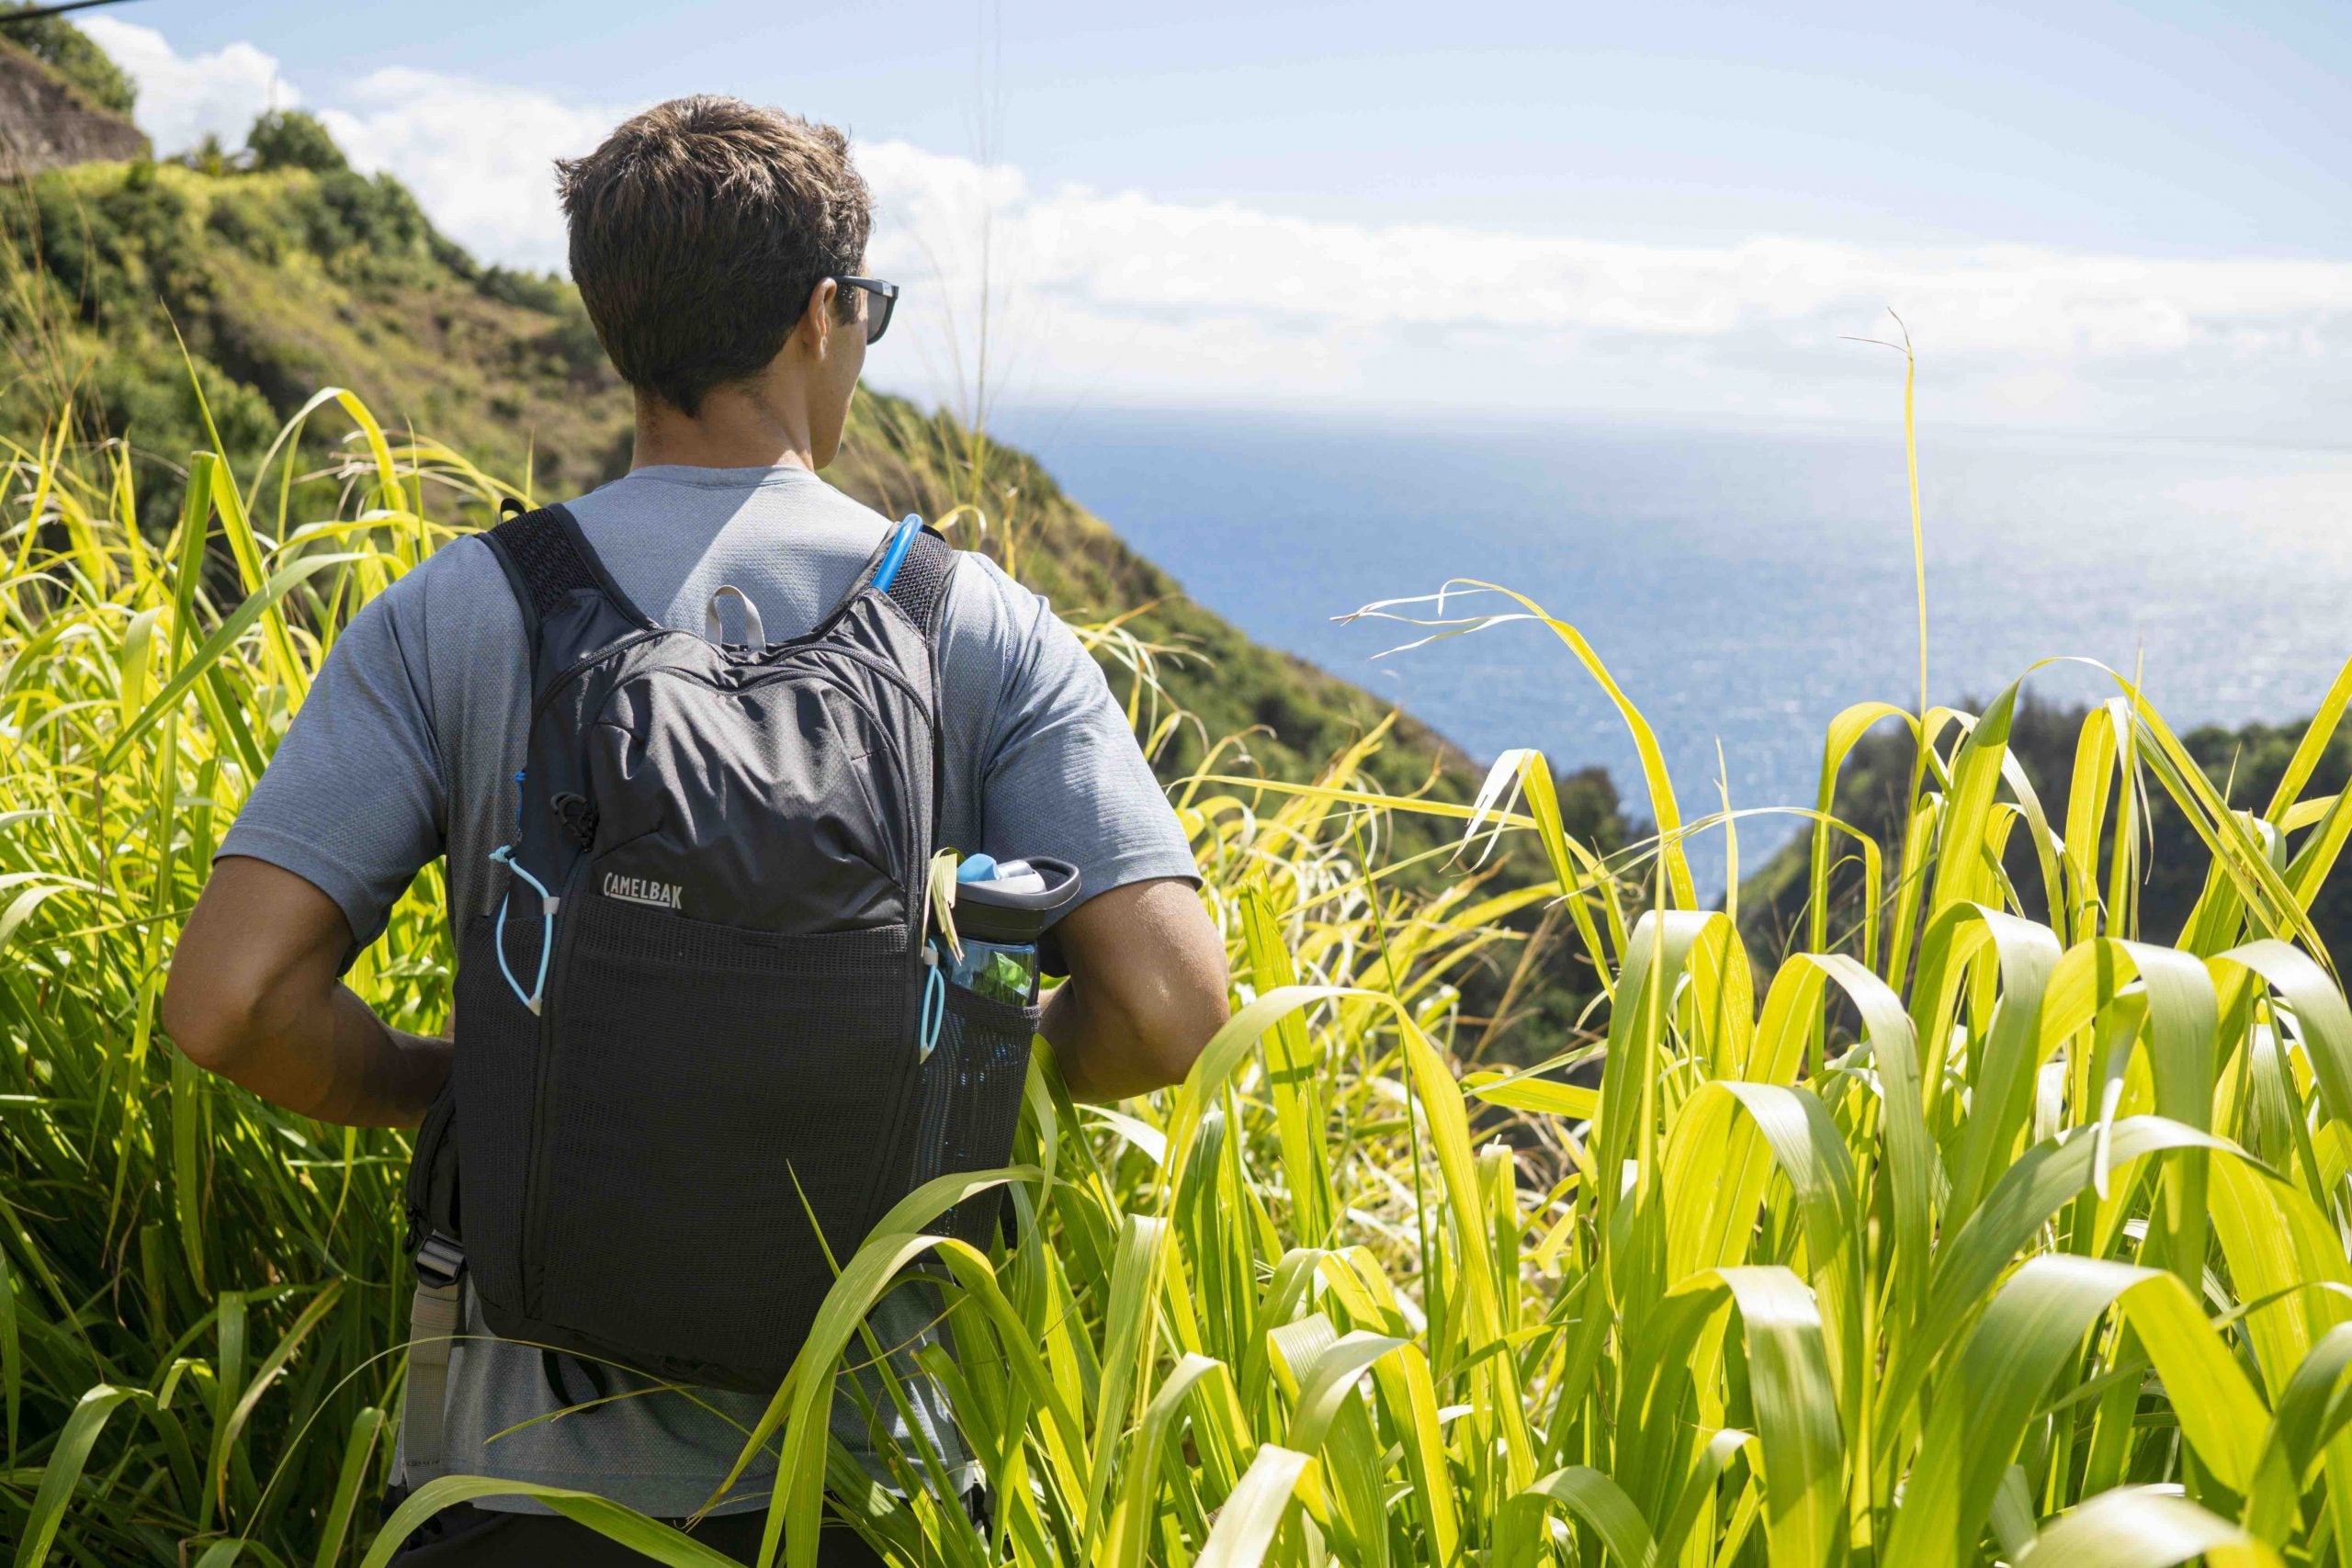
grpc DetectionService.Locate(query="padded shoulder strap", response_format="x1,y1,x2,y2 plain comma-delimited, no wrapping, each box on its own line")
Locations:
883,527,957,638
480,504,600,637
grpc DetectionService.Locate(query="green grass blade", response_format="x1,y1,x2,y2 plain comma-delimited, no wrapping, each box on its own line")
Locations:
2017,1487,2281,1568
359,1475,742,1568
1512,1465,1659,1568
1195,1444,1311,1568
13,1384,139,1568
311,1405,383,1568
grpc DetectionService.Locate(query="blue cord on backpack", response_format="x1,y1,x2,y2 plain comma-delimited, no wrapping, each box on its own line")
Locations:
489,844,557,1015
872,514,922,593
918,954,946,1062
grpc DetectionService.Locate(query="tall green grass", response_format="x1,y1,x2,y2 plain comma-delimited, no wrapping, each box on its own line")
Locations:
6,383,2352,1568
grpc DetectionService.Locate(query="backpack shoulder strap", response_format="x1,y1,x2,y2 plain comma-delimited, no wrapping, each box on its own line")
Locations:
478,502,602,641
881,526,958,639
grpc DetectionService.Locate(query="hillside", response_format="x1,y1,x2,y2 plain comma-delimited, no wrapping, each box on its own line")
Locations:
0,110,1634,1047
2,148,1538,802
0,23,146,177
1,145,1434,772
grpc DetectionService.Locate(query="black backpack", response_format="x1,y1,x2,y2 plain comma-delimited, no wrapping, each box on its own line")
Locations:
401,504,1042,1432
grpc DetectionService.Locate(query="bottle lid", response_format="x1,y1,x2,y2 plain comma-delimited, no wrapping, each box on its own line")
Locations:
953,854,1083,943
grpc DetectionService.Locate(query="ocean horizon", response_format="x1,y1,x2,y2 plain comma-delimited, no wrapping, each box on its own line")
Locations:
989,403,2352,897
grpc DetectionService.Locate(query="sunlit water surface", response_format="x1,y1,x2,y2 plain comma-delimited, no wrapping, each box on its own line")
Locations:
991,406,2352,897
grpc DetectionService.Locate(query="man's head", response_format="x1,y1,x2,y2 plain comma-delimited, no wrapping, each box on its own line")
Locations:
557,97,876,465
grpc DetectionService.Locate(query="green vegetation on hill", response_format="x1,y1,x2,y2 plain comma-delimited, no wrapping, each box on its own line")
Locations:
1,4,137,116
5,151,618,508
1739,693,2352,963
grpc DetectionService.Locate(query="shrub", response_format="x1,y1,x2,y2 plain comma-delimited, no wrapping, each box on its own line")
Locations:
542,295,611,381
202,190,282,263
246,107,348,174
477,264,566,313
90,346,278,458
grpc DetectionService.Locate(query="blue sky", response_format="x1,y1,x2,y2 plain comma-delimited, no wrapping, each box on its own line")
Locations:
128,0,2352,254
76,1,2352,439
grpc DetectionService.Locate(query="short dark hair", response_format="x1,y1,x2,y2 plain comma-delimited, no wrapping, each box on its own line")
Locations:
556,96,871,415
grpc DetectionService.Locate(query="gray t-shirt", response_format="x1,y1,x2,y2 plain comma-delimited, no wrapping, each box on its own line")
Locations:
219,462,1197,1516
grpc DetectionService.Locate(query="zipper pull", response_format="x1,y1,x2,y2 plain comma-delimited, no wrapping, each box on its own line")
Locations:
550,792,598,850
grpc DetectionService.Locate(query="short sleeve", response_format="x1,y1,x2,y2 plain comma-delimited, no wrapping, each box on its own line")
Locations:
938,554,1199,922
217,575,448,957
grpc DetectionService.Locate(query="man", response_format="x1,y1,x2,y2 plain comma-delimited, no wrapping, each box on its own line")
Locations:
163,96,1230,1565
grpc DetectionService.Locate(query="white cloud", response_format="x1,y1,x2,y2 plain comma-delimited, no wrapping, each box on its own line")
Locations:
316,70,622,273
91,21,615,273
79,23,2352,442
854,139,2352,439
81,16,292,157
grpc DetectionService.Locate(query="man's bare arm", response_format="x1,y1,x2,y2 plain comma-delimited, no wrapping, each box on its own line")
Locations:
162,855,450,1128
1041,877,1229,1102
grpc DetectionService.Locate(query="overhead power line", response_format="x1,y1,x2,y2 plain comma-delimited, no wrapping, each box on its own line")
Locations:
0,0,142,30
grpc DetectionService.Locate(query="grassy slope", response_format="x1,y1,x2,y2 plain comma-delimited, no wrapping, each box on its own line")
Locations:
0,16,140,119
3,161,624,496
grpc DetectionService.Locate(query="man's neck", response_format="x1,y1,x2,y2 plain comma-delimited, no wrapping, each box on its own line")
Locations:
628,382,814,472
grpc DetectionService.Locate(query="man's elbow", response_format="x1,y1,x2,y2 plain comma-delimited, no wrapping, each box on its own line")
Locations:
1130,964,1231,1092
161,961,264,1077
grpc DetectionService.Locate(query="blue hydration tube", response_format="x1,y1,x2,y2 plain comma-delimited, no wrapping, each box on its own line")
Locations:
872,513,922,593
489,844,558,1015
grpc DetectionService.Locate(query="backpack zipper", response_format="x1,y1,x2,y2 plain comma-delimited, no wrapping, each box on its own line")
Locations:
527,630,926,731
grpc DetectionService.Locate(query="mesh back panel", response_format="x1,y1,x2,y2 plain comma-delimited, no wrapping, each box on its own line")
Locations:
492,507,600,621
885,532,955,631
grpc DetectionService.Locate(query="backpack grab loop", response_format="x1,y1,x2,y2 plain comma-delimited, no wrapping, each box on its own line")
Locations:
488,845,558,1015
702,584,765,648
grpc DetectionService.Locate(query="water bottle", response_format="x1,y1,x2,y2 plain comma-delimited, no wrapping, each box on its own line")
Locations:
944,854,1082,1005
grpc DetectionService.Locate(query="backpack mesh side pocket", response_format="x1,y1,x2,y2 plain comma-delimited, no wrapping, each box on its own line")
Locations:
918,984,1042,1250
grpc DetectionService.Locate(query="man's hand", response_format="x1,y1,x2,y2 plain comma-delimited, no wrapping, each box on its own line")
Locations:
1041,877,1229,1102
163,856,451,1128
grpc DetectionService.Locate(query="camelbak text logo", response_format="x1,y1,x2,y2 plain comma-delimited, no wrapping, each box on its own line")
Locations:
603,873,683,911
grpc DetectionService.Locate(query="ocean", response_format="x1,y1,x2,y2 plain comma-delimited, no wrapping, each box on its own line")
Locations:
990,405,2352,897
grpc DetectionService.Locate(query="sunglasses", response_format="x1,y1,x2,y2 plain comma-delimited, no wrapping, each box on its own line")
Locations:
835,276,899,344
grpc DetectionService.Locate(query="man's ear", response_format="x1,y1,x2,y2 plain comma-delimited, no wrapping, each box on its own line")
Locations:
796,276,840,358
